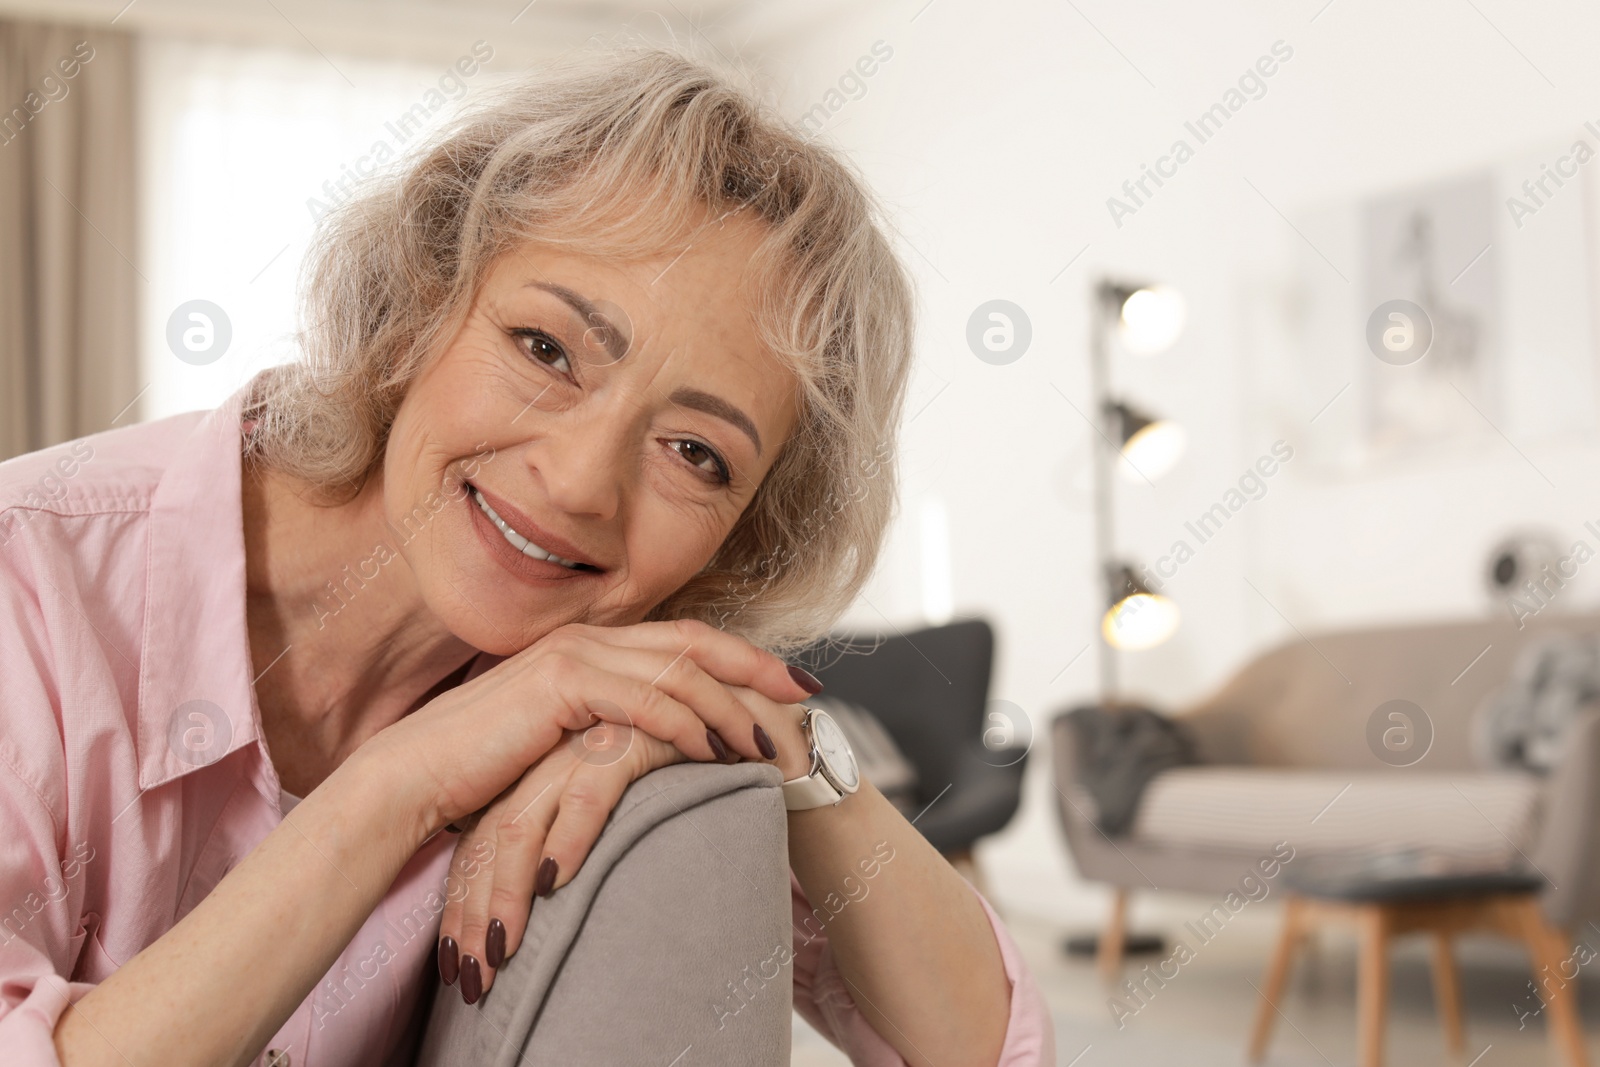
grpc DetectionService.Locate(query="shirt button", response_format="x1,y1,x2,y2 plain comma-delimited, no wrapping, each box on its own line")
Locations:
265,1051,290,1067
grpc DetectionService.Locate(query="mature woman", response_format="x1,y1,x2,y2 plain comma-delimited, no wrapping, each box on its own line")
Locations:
0,48,1051,1067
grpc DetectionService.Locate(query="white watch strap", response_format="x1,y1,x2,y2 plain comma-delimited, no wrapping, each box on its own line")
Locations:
782,769,842,810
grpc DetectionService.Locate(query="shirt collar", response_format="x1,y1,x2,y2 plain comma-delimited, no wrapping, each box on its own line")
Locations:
136,384,264,792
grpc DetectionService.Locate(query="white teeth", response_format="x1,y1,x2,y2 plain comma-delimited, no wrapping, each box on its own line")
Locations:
472,489,585,569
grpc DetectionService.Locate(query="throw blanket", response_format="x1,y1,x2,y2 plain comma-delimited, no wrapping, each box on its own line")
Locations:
1477,633,1600,773
1062,703,1197,835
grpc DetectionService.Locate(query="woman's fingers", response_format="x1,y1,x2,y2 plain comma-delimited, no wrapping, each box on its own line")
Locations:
540,733,684,897
542,652,773,766
480,760,566,982
572,642,772,763
564,620,822,705
441,827,501,1003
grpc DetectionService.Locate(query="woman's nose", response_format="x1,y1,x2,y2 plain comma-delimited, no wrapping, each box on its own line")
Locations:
521,409,629,521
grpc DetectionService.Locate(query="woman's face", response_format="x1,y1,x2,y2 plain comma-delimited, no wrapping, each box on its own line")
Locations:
383,214,799,655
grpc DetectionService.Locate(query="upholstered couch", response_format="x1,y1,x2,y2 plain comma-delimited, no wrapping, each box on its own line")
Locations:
1052,613,1600,971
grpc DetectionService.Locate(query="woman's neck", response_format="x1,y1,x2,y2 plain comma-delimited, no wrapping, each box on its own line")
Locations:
241,461,479,795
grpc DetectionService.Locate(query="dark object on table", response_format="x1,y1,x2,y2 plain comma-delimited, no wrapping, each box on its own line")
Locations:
792,618,1026,855
1061,932,1165,958
1284,848,1545,902
1060,702,1197,836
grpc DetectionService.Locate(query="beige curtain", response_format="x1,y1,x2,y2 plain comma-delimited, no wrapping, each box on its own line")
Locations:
0,19,138,462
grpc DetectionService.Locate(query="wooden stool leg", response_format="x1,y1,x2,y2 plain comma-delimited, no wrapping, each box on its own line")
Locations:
1248,897,1302,1063
1429,933,1465,1058
1516,901,1590,1067
1097,888,1128,984
1357,906,1391,1067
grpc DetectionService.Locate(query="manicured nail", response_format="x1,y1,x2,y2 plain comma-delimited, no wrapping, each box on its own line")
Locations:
535,856,559,897
485,919,506,970
438,936,459,985
460,955,482,1004
754,724,778,760
787,664,824,695
706,727,729,761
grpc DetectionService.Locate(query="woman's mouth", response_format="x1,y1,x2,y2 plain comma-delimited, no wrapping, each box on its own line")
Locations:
467,484,598,572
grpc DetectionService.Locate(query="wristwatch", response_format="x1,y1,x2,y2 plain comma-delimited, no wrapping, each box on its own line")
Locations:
781,706,861,810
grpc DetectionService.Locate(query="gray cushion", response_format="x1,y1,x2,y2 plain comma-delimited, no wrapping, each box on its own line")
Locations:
416,761,792,1067
1128,767,1541,863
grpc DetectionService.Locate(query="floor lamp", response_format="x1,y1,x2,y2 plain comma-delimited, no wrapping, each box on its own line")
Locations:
1066,278,1188,975
1088,279,1187,701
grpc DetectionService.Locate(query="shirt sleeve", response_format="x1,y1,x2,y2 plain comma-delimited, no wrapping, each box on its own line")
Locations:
788,869,1054,1066
0,539,93,1067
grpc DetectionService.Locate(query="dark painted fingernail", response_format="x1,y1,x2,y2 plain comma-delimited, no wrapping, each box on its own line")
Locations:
787,664,824,694
438,936,459,985
706,727,729,761
460,955,482,1004
485,919,506,969
535,856,558,897
754,724,778,760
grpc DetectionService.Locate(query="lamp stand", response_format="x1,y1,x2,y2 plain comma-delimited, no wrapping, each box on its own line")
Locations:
1089,281,1118,704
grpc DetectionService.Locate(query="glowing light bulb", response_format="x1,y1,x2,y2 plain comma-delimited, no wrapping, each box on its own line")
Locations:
1101,593,1181,650
1119,419,1187,483
1119,286,1186,354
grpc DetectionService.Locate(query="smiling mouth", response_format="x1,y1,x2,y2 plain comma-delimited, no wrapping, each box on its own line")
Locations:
468,486,599,572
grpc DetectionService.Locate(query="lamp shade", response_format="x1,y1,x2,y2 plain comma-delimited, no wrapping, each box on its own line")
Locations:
1109,402,1186,483
1101,564,1180,650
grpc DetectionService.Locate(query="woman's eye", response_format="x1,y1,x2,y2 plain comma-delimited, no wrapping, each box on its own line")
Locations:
671,439,731,484
513,329,572,377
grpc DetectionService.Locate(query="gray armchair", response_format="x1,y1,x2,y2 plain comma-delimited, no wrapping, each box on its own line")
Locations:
794,618,1027,857
416,761,793,1066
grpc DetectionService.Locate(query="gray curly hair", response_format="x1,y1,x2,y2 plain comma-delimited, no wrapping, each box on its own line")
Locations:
245,45,916,654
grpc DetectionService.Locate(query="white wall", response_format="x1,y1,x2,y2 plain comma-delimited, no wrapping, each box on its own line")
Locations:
122,0,1600,929
767,0,1600,925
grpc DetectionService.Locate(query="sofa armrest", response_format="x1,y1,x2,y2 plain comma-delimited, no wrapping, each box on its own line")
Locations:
415,761,793,1067
1533,709,1600,932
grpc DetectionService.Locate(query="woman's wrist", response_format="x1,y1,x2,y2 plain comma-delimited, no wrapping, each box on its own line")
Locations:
328,732,442,858
768,702,812,781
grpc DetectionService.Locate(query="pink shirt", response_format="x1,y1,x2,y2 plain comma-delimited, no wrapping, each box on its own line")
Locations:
0,387,1053,1066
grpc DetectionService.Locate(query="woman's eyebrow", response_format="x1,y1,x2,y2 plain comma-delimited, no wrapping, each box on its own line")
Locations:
667,387,762,457
526,282,630,363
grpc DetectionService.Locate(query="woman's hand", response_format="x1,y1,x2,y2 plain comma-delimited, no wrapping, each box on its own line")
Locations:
437,720,689,1002
357,619,821,847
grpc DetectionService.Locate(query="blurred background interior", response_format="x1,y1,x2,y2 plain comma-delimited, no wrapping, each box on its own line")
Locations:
7,0,1600,1063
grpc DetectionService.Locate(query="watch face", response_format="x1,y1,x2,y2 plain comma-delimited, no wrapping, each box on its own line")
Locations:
810,710,859,790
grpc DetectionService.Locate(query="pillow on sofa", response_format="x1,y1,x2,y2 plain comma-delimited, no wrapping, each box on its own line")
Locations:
1475,633,1600,772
